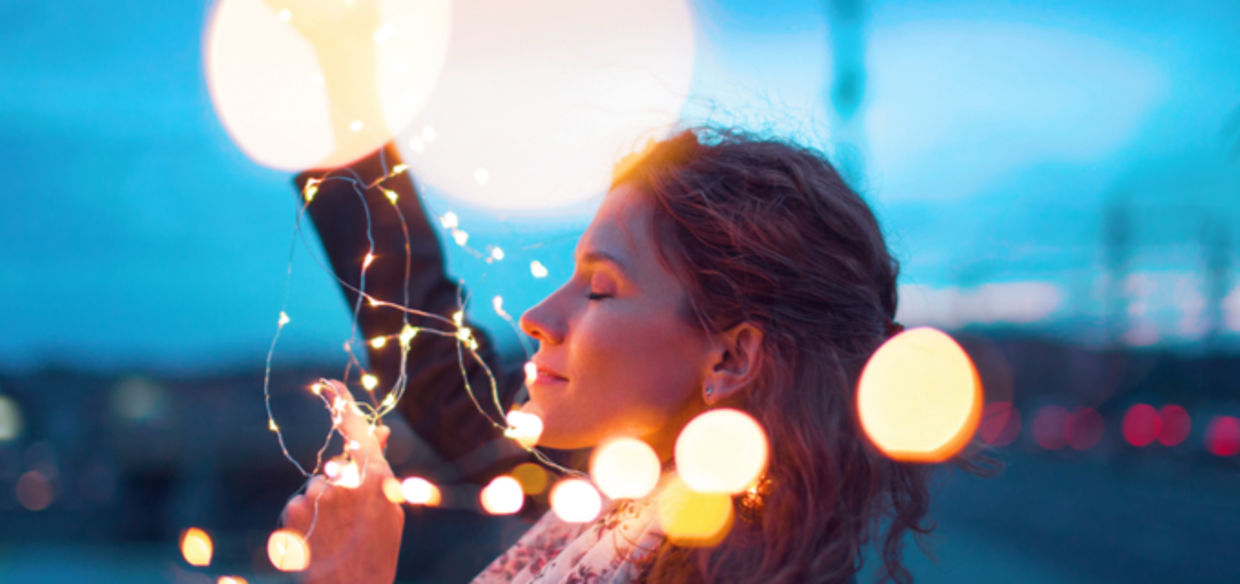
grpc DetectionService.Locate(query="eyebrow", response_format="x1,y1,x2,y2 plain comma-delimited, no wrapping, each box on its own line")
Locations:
576,249,631,277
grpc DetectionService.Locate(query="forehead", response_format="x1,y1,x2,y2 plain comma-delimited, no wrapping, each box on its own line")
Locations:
576,185,664,278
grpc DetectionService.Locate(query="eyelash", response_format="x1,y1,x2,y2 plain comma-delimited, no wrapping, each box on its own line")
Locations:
586,291,611,301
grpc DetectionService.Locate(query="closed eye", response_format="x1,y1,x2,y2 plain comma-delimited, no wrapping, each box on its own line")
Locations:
586,292,612,301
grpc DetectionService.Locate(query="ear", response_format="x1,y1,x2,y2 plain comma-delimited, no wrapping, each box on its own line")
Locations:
702,322,763,405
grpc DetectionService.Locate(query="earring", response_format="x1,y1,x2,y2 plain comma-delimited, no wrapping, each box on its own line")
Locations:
704,386,714,399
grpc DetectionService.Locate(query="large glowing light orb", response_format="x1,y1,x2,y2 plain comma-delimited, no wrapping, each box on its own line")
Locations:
395,0,696,211
675,409,768,494
590,437,661,499
549,478,602,523
205,0,451,170
857,327,983,462
656,474,733,547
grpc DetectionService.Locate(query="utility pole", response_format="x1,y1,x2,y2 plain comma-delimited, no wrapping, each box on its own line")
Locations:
825,0,868,188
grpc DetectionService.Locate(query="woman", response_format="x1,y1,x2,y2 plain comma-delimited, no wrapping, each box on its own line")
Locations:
281,129,930,583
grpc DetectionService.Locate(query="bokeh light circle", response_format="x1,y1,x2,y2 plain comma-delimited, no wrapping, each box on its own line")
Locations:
675,409,768,494
856,328,983,462
1122,403,1160,447
1031,405,1069,450
400,476,441,506
0,394,22,442
394,0,696,211
1157,405,1191,447
267,528,311,572
180,527,214,567
1205,416,1240,457
979,401,1021,447
511,462,549,496
549,478,603,523
1065,407,1103,451
205,0,451,170
590,437,661,499
656,474,733,547
480,475,524,515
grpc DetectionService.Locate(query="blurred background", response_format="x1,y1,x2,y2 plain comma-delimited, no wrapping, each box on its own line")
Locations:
2,0,1239,582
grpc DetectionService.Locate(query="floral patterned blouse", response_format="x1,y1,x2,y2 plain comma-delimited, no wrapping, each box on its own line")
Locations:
472,493,666,584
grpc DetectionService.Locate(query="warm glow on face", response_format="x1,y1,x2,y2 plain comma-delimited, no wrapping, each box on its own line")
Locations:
504,410,543,448
180,527,214,567
204,0,451,170
590,436,661,499
656,474,733,547
400,476,442,506
267,528,311,572
675,409,768,494
856,327,983,462
549,478,603,523
480,475,524,515
392,0,695,211
511,462,549,495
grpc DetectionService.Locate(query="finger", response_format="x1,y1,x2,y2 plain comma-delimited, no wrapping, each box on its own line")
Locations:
305,474,330,499
377,425,391,450
320,379,391,466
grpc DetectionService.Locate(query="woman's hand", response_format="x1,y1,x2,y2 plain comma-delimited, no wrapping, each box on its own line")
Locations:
281,380,404,584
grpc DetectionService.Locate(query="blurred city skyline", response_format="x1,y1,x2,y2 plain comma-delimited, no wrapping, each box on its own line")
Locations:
1,0,1238,372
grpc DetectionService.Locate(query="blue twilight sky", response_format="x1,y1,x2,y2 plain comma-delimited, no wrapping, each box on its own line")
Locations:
1,0,1238,372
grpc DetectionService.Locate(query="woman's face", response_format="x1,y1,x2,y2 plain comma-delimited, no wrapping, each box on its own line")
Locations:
519,185,711,455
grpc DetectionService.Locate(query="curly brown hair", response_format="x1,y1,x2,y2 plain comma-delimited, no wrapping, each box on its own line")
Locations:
613,128,933,583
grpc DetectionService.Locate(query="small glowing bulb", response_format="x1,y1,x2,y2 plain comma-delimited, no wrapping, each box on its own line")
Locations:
408,136,425,153
363,253,376,268
328,459,361,489
361,374,379,391
440,211,459,230
504,410,543,449
474,168,490,185
302,179,319,203
278,311,290,326
456,327,473,344
267,529,310,572
268,419,279,432
382,477,404,503
218,577,248,584
382,188,398,204
480,475,524,515
347,439,361,451
349,120,364,132
452,310,465,326
309,382,323,395
370,336,388,349
180,527,213,567
490,246,505,261
492,296,505,314
523,362,538,386
400,476,441,506
276,9,291,22
380,393,396,409
421,126,437,142
530,261,548,279
452,229,469,246
391,163,408,175
549,478,602,523
399,324,418,348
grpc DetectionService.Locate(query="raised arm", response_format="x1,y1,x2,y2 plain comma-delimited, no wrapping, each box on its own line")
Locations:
295,144,528,483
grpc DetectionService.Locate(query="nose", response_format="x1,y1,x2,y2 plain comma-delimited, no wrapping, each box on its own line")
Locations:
519,293,565,346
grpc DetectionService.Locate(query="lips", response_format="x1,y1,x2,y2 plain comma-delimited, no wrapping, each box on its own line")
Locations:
529,359,568,385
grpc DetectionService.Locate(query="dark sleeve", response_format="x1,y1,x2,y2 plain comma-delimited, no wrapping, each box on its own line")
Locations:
294,143,529,484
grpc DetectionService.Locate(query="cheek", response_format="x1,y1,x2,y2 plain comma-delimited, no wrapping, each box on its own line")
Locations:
571,312,703,419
